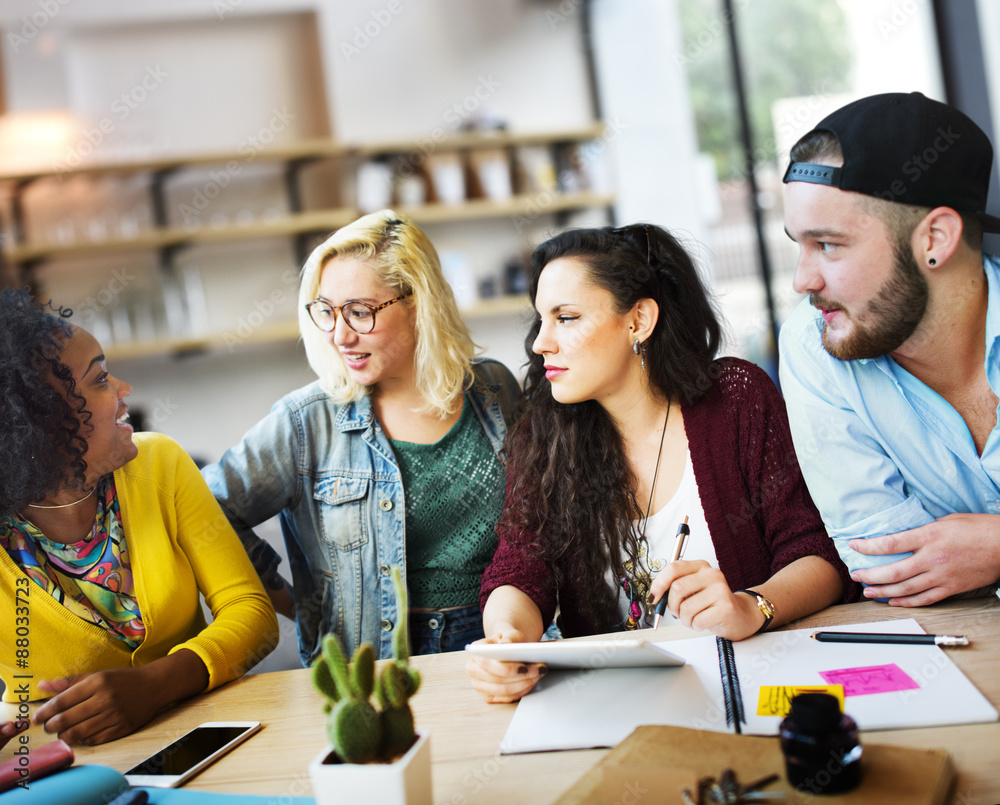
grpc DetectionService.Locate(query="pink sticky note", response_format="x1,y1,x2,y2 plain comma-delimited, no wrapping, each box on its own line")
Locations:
818,663,919,696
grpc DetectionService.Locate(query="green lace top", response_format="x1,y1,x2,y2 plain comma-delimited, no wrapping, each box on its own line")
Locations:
389,399,504,609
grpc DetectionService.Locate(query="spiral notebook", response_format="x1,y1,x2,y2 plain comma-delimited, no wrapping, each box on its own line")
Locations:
499,619,998,754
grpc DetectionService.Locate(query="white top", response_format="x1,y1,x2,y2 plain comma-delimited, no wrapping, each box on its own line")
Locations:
610,446,717,629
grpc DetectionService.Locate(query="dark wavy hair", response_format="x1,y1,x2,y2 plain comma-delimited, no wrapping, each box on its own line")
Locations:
0,287,90,515
500,225,722,629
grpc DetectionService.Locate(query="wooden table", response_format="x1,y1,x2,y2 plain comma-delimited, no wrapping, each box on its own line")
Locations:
4,598,999,803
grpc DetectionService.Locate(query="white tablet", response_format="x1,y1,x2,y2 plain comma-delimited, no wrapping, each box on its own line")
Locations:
465,638,686,669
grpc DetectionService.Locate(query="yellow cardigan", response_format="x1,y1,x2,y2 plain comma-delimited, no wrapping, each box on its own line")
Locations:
1,432,278,703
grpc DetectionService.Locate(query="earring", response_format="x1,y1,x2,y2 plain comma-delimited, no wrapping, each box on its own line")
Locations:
640,343,647,372
928,257,937,266
633,338,641,355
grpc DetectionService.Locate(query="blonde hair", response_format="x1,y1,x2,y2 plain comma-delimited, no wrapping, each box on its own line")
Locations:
298,210,478,418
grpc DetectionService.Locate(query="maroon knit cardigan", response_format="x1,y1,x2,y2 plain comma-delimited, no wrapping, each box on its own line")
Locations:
479,358,858,637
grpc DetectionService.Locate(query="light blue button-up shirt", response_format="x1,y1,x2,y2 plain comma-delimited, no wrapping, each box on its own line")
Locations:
778,253,1000,575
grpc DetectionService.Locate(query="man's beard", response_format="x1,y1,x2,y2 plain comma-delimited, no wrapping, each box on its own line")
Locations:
815,242,929,361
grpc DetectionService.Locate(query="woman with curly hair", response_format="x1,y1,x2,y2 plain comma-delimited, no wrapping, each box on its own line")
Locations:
0,288,277,744
202,210,520,664
466,224,857,703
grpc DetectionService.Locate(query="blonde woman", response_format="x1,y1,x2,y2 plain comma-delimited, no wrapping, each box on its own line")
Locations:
203,211,520,662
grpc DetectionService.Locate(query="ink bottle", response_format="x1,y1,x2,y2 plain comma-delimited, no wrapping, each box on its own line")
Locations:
779,692,862,794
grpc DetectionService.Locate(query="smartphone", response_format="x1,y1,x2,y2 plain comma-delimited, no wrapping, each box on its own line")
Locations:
123,721,261,788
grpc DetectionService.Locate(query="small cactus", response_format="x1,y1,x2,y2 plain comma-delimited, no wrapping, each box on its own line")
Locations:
311,567,421,763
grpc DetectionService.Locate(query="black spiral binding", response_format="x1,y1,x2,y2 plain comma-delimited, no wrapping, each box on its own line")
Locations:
716,636,746,734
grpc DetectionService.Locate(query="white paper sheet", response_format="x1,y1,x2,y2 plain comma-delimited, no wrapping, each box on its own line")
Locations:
499,619,998,753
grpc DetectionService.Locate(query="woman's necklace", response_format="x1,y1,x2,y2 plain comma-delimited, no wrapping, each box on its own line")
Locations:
26,488,96,510
640,399,672,543
620,400,672,629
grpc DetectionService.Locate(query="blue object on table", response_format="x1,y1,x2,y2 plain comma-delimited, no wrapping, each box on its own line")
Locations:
0,764,314,804
109,790,149,805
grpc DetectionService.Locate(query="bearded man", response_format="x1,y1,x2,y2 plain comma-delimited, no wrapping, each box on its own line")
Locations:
780,91,1000,606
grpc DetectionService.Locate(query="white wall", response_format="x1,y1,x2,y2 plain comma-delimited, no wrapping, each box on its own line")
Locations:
591,0,707,246
1,1,707,670
978,0,1000,152
1,0,706,458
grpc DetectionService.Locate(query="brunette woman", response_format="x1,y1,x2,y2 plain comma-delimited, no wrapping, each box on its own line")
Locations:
0,288,277,743
467,224,855,703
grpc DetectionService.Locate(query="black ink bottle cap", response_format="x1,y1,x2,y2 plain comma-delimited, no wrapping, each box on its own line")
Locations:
780,692,862,794
788,692,842,734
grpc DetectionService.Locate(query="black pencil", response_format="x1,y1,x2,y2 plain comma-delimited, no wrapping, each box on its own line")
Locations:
811,631,969,647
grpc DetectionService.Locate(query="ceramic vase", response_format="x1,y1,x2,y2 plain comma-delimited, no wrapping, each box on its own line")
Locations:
308,730,432,805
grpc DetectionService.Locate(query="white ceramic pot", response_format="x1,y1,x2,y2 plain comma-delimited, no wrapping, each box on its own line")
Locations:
309,730,432,805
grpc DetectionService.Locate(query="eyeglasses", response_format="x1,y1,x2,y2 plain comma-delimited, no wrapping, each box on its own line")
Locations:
611,224,655,269
304,292,411,334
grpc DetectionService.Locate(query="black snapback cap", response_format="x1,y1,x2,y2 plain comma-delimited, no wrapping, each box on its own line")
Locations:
783,91,1000,234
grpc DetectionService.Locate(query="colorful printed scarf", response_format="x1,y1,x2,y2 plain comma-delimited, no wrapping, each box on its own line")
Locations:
1,474,145,647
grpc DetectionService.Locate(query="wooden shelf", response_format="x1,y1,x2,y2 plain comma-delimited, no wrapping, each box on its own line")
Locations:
106,319,301,362
4,125,610,361
105,295,533,362
0,139,350,185
351,123,608,158
5,208,361,264
461,294,532,319
6,193,613,265
0,125,608,186
402,192,614,225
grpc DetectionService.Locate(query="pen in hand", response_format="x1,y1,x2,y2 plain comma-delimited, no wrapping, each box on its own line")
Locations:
653,515,689,629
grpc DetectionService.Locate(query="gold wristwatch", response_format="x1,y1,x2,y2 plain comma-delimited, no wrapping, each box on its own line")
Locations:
735,589,774,635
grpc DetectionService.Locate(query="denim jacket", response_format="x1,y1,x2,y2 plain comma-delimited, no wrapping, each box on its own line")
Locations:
202,358,520,665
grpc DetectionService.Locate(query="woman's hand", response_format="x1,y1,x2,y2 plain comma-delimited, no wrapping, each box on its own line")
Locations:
33,667,167,746
33,649,209,746
648,560,765,641
465,630,546,704
0,720,29,751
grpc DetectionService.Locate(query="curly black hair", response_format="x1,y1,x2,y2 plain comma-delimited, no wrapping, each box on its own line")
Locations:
0,287,90,515
500,224,723,630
